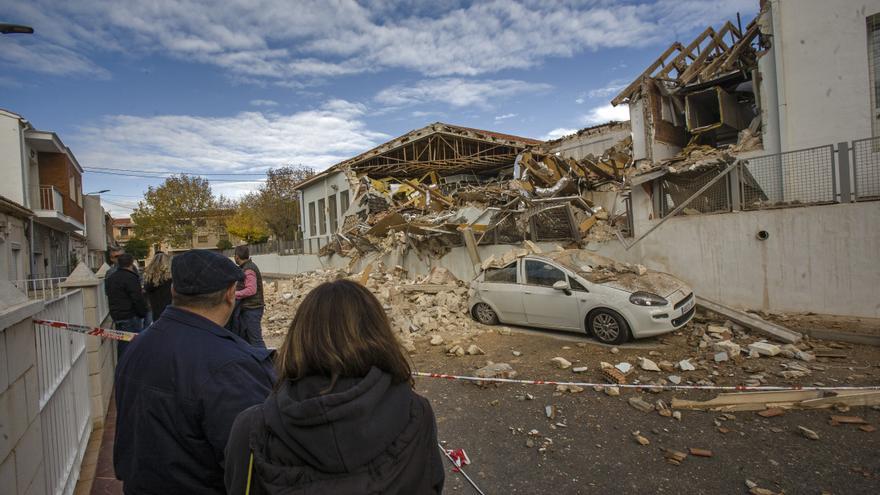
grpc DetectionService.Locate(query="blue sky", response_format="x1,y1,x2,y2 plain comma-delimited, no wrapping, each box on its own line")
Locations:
0,0,756,216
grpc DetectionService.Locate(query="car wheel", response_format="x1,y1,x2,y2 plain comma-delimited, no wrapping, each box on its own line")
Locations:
472,303,499,325
587,309,630,345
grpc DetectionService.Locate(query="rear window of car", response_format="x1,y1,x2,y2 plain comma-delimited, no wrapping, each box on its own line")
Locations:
484,262,517,283
524,260,566,287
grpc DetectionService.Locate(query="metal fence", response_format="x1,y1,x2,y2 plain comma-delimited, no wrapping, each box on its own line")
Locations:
221,238,305,257
34,289,90,495
852,136,880,200
657,138,878,219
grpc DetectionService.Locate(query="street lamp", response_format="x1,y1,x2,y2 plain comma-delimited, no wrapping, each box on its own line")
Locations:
0,24,34,34
86,189,110,195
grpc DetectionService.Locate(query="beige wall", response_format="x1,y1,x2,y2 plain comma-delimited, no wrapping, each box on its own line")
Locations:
0,213,29,282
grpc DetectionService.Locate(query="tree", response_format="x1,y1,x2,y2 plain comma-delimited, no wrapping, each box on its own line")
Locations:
216,239,233,250
131,175,217,248
226,193,270,244
125,237,150,260
254,166,314,240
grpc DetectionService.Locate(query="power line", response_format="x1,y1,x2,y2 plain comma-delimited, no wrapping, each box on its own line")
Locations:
83,166,269,176
84,169,265,182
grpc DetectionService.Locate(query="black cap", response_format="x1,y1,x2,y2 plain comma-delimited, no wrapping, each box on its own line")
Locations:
171,249,244,295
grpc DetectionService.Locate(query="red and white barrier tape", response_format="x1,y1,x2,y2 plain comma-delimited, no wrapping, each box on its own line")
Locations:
33,319,137,342
31,319,880,394
412,371,880,392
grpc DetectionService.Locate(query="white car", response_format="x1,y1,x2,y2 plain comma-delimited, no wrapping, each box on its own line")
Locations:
468,250,695,344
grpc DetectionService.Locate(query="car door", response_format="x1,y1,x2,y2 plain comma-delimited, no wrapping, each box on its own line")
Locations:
478,260,527,324
521,258,581,330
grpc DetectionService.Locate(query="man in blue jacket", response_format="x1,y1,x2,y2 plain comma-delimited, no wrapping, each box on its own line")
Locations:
113,249,276,494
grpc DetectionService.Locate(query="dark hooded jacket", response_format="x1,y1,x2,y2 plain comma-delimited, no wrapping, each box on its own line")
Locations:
224,367,444,494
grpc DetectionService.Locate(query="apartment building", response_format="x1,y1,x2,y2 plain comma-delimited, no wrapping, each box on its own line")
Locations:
0,108,87,280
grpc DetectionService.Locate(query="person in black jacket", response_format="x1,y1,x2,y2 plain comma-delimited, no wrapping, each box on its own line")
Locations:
114,249,276,494
106,253,147,357
225,279,445,495
143,252,172,320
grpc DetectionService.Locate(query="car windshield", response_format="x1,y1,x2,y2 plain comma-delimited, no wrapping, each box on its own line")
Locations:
484,261,517,283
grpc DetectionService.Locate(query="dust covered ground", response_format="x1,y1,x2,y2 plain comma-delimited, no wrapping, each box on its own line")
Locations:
261,272,880,494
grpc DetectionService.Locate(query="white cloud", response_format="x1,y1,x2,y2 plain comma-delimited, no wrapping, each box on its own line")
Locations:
587,80,629,99
582,104,630,126
542,128,578,141
1,1,758,83
376,78,550,109
495,113,517,121
249,99,278,107
72,100,389,177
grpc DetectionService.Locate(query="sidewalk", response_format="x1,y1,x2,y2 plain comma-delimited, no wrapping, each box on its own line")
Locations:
75,397,123,495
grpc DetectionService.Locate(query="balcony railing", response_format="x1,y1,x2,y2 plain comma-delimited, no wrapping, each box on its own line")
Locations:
39,185,64,212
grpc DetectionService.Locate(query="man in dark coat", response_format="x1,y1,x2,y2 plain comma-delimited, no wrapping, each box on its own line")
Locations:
114,249,277,494
105,253,147,357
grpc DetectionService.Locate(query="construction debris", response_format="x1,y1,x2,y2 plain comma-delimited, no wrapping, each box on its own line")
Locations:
672,390,880,412
797,426,820,441
697,297,802,344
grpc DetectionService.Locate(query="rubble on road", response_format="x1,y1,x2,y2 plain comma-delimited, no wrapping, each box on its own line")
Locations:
551,357,572,369
628,396,655,413
474,363,517,383
672,390,880,412
797,426,820,441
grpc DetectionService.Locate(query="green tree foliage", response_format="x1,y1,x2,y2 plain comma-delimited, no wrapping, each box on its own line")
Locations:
254,166,314,240
216,238,233,250
131,175,217,248
226,193,270,244
124,237,150,260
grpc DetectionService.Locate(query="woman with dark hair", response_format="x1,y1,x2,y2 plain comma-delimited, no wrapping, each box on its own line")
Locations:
224,279,445,494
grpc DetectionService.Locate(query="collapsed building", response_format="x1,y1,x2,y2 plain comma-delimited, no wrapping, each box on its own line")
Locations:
294,123,635,264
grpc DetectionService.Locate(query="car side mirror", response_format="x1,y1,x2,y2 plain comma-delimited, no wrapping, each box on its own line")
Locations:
552,280,572,295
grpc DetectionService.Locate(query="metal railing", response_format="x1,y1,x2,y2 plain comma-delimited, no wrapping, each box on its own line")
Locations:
222,238,306,257
13,277,69,300
34,289,90,495
39,185,64,212
852,136,880,201
656,138,880,219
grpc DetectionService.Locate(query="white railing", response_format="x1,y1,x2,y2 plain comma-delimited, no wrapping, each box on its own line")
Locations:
34,289,90,495
13,277,69,300
40,185,64,212
96,281,109,324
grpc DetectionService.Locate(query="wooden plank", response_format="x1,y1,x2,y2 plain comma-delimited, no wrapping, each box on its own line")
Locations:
611,42,683,106
798,392,880,409
671,390,821,410
695,296,802,343
461,227,481,273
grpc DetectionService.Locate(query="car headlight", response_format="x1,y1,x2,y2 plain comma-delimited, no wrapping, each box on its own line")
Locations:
629,291,668,307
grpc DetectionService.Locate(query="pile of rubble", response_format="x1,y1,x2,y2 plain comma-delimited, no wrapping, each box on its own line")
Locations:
320,138,635,262
261,265,483,346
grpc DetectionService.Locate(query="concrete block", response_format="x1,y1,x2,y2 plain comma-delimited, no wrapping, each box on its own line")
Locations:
0,332,8,394
87,349,101,375
83,308,98,327
23,368,38,424
14,419,42,494
5,320,36,383
0,451,16,495
0,378,29,461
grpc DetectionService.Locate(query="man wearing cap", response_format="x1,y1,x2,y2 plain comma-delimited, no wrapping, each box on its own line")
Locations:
113,249,276,494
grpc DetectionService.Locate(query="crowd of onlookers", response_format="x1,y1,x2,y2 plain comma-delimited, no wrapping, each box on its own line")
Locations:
105,247,444,494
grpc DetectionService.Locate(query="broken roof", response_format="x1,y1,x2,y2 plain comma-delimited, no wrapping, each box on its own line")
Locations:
611,16,761,106
336,122,542,178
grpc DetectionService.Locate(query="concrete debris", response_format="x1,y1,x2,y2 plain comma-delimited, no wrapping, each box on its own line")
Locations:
668,375,682,385
688,448,713,458
474,363,517,381
664,449,688,466
430,335,444,346
714,351,729,363
572,366,589,373
601,366,628,385
713,340,741,357
512,350,522,357
632,432,650,446
749,488,777,495
638,357,661,372
466,344,485,355
556,385,585,394
672,411,682,421
604,386,620,397
615,362,633,374
610,347,620,354
748,342,781,356
551,357,572,369
678,359,696,371
797,426,820,441
545,405,557,419
401,340,417,354
628,396,655,413
446,345,466,357
757,408,784,418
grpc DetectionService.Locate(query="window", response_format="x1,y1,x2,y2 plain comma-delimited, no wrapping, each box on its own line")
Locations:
524,259,566,287
120,227,129,237
308,202,317,236
318,198,327,235
570,278,588,292
196,219,207,227
340,190,350,215
69,175,76,200
869,14,880,137
197,235,209,243
484,262,517,283
328,194,338,232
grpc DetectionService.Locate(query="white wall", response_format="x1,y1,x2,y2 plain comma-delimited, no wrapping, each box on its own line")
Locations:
0,113,26,207
608,196,880,318
549,124,630,160
0,213,29,282
772,0,880,150
83,196,107,252
300,170,350,246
